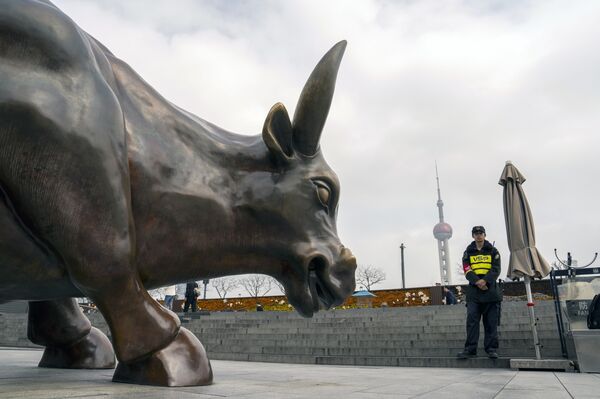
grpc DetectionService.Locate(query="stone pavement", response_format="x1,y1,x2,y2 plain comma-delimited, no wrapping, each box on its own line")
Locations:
1,348,599,399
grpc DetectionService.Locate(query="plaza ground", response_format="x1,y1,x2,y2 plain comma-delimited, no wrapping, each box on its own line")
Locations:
1,347,599,399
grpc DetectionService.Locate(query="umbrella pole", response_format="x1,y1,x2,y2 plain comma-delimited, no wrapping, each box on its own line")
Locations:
525,276,542,359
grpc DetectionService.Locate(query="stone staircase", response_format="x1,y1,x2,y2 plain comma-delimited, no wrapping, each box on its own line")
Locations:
181,301,562,368
0,301,563,369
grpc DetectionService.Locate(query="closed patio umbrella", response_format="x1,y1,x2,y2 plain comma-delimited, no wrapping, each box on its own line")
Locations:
499,161,551,359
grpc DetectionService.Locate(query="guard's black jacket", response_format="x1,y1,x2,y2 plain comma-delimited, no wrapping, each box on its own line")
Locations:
462,240,502,303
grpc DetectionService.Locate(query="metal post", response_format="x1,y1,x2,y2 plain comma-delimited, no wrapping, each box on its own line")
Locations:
202,279,209,300
550,270,568,358
400,243,406,289
525,276,542,360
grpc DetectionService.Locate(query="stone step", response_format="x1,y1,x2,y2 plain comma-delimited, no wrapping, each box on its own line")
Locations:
190,324,556,333
183,318,559,330
285,347,561,358
185,319,557,329
206,352,515,368
182,308,557,320
188,324,558,338
198,340,561,354
185,317,556,328
318,355,514,368
191,323,556,334
428,318,556,326
409,331,559,340
204,344,562,358
183,304,554,323
176,302,557,320
198,336,561,349
0,322,559,343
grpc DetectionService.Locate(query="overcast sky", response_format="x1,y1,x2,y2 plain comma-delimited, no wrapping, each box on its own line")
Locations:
53,0,600,295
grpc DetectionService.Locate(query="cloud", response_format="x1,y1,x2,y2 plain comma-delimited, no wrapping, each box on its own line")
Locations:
53,0,600,290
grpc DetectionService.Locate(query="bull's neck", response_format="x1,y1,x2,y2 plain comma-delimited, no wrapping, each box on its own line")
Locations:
136,131,285,289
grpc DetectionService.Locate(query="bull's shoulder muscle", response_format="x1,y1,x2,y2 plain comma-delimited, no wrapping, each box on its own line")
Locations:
0,0,125,147
0,0,93,71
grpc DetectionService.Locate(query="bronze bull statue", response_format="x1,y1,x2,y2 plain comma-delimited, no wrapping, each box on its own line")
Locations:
0,0,356,387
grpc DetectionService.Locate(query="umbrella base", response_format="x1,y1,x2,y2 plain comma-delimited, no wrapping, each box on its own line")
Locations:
510,358,575,372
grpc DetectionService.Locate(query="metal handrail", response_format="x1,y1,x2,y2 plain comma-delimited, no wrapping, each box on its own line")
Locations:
554,249,598,269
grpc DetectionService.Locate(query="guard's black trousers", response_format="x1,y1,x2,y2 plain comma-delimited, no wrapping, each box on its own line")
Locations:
183,296,197,312
464,301,500,354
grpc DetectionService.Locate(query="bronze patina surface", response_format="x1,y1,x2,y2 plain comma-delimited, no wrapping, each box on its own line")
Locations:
0,0,356,387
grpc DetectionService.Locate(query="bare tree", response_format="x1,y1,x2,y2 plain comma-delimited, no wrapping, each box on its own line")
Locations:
356,265,386,291
270,277,285,294
148,287,166,300
211,277,239,299
454,262,468,283
239,274,273,298
551,260,567,270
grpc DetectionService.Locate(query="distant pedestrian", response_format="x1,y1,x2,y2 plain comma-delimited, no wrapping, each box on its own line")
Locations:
443,287,457,305
457,226,502,360
163,285,176,310
183,281,199,313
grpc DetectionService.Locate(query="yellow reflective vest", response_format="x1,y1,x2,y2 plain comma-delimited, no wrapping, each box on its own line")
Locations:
462,240,502,303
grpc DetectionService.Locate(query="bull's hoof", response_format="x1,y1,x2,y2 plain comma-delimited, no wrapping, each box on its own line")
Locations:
39,327,116,369
112,327,213,387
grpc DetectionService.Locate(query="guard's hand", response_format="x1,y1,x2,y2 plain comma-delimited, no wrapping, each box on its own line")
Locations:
476,279,488,290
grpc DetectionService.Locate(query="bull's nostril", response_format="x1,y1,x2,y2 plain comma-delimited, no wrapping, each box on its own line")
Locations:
308,256,328,272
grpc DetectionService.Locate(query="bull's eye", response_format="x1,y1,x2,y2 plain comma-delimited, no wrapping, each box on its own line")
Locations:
312,180,332,213
317,186,330,206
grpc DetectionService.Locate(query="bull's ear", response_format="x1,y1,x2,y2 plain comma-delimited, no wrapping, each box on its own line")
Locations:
292,40,346,156
262,102,294,162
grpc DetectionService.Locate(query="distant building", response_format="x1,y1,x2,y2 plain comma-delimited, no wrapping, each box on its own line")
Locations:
433,165,452,285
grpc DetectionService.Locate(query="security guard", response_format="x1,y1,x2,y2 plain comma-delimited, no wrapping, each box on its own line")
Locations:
457,226,502,359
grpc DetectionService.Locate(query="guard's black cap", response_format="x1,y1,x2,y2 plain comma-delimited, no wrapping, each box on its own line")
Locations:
472,225,486,235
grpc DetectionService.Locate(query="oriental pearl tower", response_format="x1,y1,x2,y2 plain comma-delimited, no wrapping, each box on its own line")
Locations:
433,164,453,285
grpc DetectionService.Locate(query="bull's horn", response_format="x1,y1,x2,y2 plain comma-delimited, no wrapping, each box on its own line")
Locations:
292,40,346,156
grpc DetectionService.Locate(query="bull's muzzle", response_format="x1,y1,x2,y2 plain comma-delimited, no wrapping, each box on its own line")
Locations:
308,246,357,311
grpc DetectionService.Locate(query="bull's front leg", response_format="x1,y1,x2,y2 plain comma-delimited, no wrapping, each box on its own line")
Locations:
35,197,212,386
77,267,213,386
98,277,213,386
27,298,115,369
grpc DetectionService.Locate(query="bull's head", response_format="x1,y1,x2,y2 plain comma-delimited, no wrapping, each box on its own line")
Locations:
237,41,356,317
